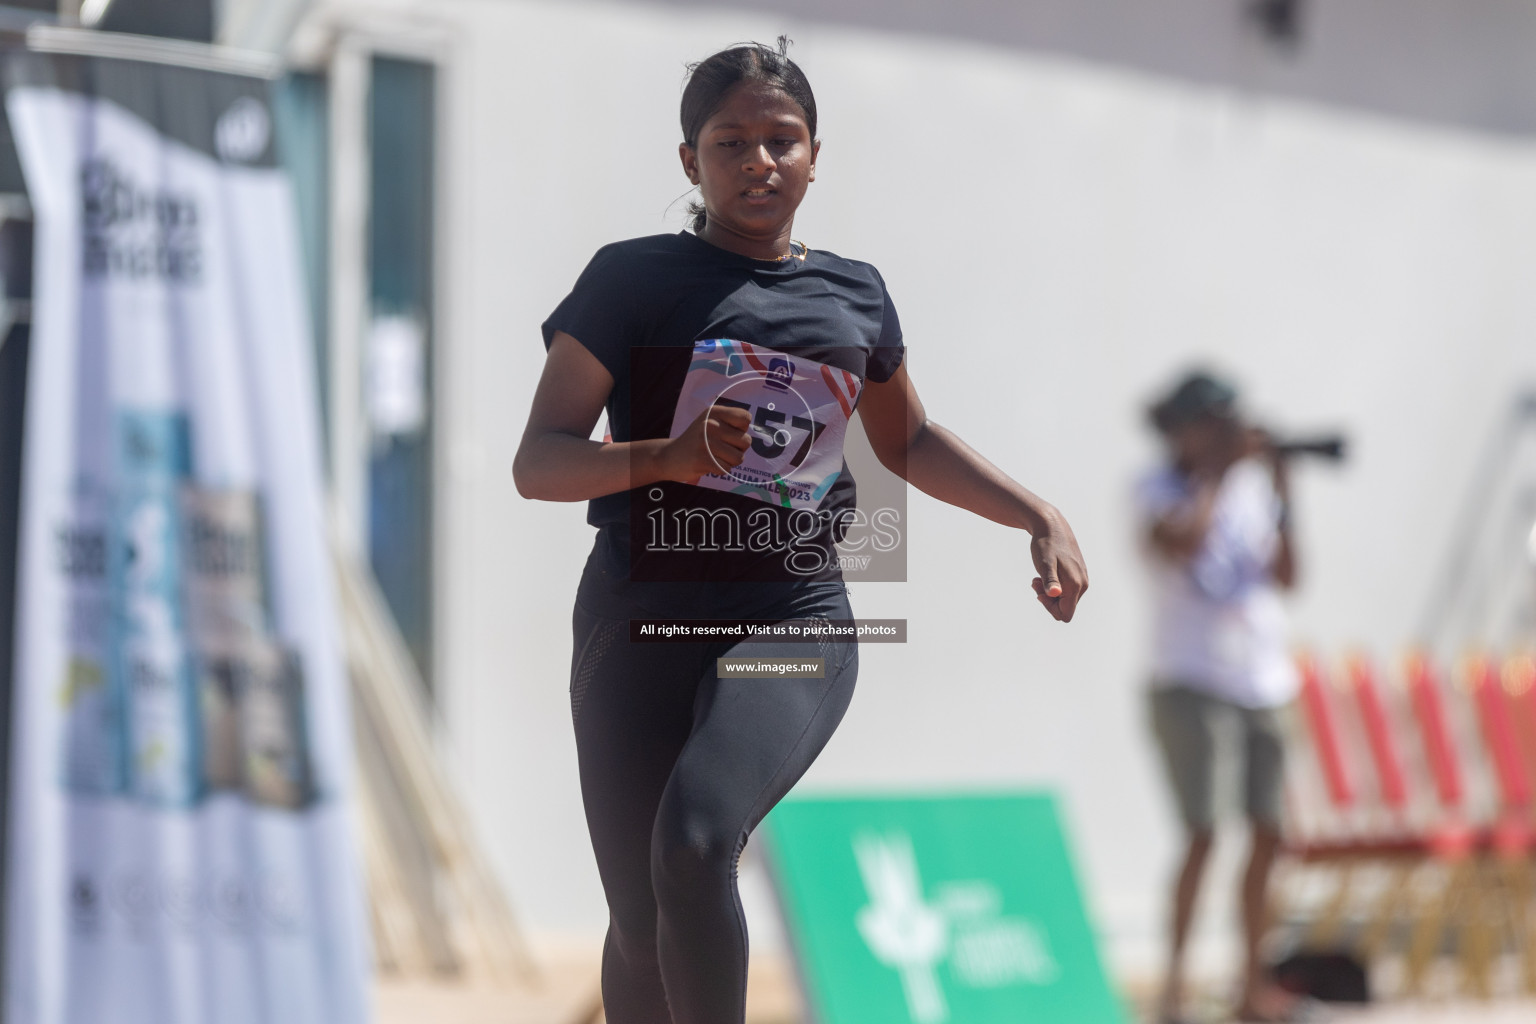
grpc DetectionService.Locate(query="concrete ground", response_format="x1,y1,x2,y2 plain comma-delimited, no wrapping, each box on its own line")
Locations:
375,947,800,1024
375,947,1536,1024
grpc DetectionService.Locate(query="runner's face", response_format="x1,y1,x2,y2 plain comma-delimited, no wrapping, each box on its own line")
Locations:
680,82,818,253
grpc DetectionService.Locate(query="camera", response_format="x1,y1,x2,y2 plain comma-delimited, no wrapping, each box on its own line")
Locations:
1270,435,1347,462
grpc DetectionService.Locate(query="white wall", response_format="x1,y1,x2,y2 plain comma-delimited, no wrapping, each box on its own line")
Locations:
302,0,1536,978
642,0,1536,138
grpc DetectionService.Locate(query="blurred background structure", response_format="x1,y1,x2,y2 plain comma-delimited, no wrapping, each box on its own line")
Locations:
6,0,1536,1019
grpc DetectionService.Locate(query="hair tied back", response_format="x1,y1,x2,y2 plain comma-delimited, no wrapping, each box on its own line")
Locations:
679,38,818,232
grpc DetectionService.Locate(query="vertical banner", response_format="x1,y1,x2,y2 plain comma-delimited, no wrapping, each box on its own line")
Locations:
2,52,369,1024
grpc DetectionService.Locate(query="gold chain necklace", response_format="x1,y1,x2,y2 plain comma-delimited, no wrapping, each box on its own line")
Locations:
699,229,808,263
766,240,808,263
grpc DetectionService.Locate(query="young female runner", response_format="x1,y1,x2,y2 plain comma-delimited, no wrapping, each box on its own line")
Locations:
514,39,1089,1024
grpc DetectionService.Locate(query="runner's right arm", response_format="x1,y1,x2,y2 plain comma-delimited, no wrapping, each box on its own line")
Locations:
513,331,752,501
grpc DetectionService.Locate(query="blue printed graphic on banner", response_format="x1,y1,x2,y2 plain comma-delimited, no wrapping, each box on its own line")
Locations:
110,410,201,807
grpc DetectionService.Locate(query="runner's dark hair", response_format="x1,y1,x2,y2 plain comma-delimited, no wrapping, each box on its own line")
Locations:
680,37,817,233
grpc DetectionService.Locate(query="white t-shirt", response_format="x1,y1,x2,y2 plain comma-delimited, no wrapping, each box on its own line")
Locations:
1136,459,1299,709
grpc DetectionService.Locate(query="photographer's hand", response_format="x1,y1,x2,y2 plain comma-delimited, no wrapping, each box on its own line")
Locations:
1267,441,1298,590
1147,478,1220,562
1266,442,1292,505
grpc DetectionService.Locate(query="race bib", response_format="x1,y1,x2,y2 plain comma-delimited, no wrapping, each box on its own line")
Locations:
667,339,862,511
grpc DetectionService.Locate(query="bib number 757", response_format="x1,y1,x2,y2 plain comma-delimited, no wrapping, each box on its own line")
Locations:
667,339,861,511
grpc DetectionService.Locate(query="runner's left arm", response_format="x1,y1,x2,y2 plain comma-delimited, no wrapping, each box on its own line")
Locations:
859,364,1089,622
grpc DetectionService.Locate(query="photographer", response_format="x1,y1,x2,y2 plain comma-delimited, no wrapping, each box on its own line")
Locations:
1138,371,1303,1024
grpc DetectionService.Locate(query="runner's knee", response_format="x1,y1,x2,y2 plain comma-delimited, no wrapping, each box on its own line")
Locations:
652,821,739,903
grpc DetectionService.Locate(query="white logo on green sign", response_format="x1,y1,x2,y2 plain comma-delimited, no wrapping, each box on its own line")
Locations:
853,831,1060,1023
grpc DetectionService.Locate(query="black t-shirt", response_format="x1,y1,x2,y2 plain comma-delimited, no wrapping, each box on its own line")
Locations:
541,230,904,611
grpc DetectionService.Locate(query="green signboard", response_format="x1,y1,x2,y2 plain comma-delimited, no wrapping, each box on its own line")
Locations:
761,792,1127,1024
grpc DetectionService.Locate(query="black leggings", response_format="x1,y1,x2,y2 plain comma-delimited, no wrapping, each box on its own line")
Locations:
569,595,859,1024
